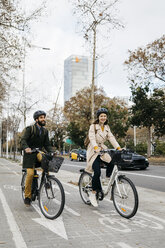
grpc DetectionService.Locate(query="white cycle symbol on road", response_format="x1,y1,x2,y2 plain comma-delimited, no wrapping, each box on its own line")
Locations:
93,210,164,233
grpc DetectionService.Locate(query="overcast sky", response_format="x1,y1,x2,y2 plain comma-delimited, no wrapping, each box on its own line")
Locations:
20,0,165,125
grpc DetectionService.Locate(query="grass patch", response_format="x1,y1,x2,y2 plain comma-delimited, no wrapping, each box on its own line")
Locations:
148,156,165,164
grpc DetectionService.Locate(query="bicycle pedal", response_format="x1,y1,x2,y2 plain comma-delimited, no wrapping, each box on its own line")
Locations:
96,191,104,201
34,175,39,178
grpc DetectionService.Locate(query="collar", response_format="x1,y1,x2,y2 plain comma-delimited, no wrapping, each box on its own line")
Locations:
95,124,109,131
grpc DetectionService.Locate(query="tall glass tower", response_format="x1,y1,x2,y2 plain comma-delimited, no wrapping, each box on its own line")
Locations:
64,55,96,103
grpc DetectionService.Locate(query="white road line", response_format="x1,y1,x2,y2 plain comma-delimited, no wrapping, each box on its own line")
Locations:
3,165,10,170
63,163,165,180
137,210,165,224
0,188,27,248
62,181,78,189
121,171,165,180
0,164,19,176
64,204,80,216
65,191,71,195
117,242,134,248
63,163,83,168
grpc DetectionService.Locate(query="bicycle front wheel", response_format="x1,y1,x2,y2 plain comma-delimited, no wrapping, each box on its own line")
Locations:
112,176,138,219
39,177,65,219
79,172,92,205
21,172,26,201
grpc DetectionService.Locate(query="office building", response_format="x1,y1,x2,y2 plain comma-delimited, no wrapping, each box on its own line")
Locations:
64,55,96,102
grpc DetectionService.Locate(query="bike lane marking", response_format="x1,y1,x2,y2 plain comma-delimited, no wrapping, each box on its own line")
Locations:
32,203,68,240
93,210,164,233
104,198,165,225
62,181,165,225
0,188,27,248
2,184,79,240
3,184,79,217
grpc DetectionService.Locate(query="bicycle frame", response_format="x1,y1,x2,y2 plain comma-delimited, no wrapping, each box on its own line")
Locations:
101,165,123,198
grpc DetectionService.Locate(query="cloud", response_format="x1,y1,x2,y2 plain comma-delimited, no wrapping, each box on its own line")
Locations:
19,0,165,126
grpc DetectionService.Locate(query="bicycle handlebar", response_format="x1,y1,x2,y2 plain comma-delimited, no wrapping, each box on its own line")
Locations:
98,149,126,155
29,148,54,156
31,148,40,153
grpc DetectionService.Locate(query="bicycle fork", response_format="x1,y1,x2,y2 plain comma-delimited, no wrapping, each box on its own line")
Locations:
44,176,55,199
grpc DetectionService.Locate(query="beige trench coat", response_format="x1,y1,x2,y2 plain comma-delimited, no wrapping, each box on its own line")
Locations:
85,124,120,173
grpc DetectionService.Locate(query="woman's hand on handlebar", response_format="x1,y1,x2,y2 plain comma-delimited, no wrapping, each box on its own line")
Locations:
94,146,101,153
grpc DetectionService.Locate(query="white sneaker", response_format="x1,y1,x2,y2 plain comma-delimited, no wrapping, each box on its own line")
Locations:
89,192,98,207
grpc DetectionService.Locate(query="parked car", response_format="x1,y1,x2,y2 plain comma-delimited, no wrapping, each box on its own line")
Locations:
109,149,149,170
70,149,86,162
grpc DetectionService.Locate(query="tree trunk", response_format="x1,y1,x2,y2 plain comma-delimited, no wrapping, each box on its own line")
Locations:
91,27,96,122
147,126,152,157
13,131,16,161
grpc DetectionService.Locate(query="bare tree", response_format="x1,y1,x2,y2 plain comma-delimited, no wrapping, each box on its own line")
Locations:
15,84,39,128
125,35,165,88
47,107,67,152
70,0,124,121
0,0,47,101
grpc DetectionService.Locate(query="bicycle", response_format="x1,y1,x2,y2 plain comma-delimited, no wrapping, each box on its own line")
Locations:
21,148,65,219
79,149,139,219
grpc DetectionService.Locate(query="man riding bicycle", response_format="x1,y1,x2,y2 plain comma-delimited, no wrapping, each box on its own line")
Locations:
21,110,54,206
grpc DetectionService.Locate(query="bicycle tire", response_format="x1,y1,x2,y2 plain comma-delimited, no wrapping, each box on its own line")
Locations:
79,172,92,205
39,176,65,219
112,176,138,219
21,172,26,201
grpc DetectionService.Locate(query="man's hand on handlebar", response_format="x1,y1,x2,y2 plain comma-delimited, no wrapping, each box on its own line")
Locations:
25,148,32,154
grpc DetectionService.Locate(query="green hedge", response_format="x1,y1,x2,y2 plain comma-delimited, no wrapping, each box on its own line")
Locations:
155,141,165,155
126,140,165,156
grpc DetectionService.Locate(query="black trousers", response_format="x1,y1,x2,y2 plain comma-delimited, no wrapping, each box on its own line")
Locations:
92,155,115,191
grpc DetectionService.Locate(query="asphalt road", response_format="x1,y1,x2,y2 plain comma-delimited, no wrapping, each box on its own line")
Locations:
0,158,165,248
62,158,165,192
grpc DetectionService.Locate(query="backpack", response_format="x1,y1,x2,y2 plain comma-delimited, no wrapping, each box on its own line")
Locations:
84,124,97,147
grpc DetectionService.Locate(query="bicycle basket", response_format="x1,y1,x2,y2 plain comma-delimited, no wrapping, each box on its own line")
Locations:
40,154,50,171
48,156,64,173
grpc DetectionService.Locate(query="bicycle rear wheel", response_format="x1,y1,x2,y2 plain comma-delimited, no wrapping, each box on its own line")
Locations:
39,176,65,219
112,176,138,219
79,172,92,205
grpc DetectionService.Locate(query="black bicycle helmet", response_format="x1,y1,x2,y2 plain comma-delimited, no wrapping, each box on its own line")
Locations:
33,110,46,120
96,108,108,118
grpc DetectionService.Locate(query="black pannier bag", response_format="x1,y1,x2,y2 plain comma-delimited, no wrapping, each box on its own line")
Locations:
41,154,64,173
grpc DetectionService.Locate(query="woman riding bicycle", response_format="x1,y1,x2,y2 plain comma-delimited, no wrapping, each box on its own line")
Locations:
85,108,121,207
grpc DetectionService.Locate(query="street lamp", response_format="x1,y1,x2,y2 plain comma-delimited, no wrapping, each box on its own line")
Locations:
22,43,51,128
